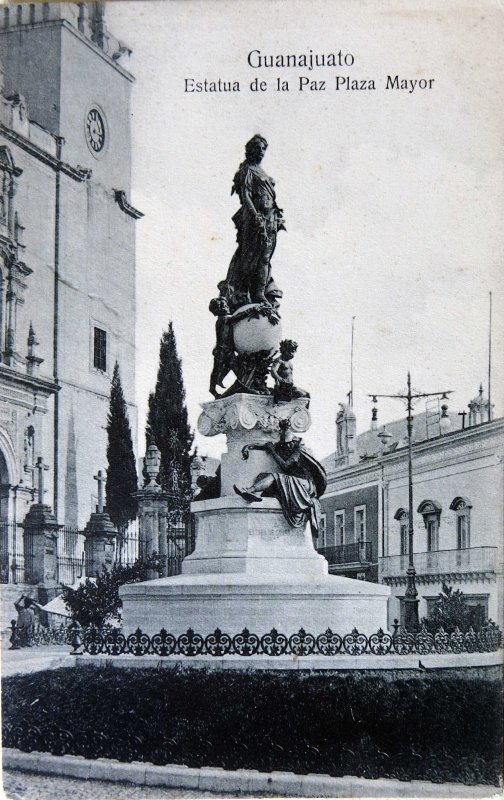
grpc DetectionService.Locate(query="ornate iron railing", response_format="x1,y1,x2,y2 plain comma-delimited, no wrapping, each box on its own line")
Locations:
77,622,501,657
319,541,374,566
8,622,73,649
9,619,502,656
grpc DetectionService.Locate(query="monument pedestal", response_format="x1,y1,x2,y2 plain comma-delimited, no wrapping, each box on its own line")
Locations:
119,394,390,636
121,510,389,637
121,395,390,640
182,496,326,577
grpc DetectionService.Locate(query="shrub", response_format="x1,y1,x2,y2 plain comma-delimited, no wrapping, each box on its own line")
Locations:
421,583,490,635
60,555,164,627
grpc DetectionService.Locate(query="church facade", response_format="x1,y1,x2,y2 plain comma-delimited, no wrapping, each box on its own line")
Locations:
0,3,139,584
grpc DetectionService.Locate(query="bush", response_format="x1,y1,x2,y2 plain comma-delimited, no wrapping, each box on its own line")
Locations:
421,583,490,635
2,666,502,785
60,555,164,627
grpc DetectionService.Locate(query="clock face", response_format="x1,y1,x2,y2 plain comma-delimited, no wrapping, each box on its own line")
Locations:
85,108,106,153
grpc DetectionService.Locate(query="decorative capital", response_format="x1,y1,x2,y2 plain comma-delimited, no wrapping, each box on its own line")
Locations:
197,393,311,438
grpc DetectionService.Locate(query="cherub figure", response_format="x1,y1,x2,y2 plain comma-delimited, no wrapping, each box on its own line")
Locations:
271,340,309,403
209,296,235,397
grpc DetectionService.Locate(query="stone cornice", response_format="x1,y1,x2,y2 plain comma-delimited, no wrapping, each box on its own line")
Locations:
326,461,380,490
386,418,504,463
0,124,91,182
114,190,144,220
0,19,135,83
382,570,496,586
383,440,501,485
0,364,59,397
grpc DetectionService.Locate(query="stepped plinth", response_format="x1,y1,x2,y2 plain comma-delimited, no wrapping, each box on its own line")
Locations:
120,396,389,638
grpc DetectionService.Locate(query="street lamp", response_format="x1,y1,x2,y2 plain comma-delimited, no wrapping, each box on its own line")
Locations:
369,373,452,632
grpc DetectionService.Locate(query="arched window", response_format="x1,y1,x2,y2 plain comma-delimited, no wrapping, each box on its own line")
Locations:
417,500,442,552
450,497,471,550
394,508,409,555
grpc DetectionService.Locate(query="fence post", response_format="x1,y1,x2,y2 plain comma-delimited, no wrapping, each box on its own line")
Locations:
134,443,168,579
83,471,118,577
21,464,61,603
68,619,83,654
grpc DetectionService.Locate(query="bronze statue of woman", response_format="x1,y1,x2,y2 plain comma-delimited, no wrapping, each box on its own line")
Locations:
222,135,285,311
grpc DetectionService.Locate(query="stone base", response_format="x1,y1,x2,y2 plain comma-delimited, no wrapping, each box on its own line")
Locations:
120,572,389,638
121,395,390,639
182,496,327,577
120,496,390,637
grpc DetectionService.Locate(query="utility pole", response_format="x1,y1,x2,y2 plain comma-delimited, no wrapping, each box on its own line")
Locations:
369,373,452,632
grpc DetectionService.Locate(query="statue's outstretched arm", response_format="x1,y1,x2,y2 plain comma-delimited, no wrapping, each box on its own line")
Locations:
241,442,268,460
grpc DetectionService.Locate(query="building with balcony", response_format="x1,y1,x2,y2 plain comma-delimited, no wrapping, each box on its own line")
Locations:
319,392,503,628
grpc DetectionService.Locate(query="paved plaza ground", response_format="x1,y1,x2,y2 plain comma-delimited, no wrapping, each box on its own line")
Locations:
2,769,231,800
1,642,76,678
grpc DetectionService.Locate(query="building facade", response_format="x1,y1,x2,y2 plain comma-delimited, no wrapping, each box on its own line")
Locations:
0,3,140,585
319,395,503,629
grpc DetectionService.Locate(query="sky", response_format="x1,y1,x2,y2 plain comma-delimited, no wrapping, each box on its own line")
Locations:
107,0,503,462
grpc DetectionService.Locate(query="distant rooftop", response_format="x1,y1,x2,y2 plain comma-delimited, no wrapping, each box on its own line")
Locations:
322,408,462,471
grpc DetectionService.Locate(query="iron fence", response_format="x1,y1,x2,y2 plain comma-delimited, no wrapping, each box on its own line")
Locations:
79,621,502,657
0,521,25,584
8,618,502,656
166,513,191,575
57,527,85,585
117,519,141,566
8,622,72,649
1,522,86,585
117,514,195,576
1,511,196,584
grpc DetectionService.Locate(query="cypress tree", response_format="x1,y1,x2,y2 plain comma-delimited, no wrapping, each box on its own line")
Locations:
146,322,194,510
106,362,138,532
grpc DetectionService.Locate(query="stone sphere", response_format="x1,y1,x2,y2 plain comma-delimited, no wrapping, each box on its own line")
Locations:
231,305,282,354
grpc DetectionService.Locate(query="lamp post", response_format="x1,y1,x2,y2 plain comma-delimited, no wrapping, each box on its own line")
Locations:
369,373,452,632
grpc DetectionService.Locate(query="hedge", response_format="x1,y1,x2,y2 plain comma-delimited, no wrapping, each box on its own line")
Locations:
2,666,502,785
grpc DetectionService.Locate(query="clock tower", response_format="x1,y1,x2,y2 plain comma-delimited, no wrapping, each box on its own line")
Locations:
0,3,139,530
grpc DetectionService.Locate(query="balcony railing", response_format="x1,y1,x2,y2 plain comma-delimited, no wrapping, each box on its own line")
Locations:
380,546,497,580
318,541,374,566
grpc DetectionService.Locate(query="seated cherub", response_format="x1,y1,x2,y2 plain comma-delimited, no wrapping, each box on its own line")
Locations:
271,339,309,403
